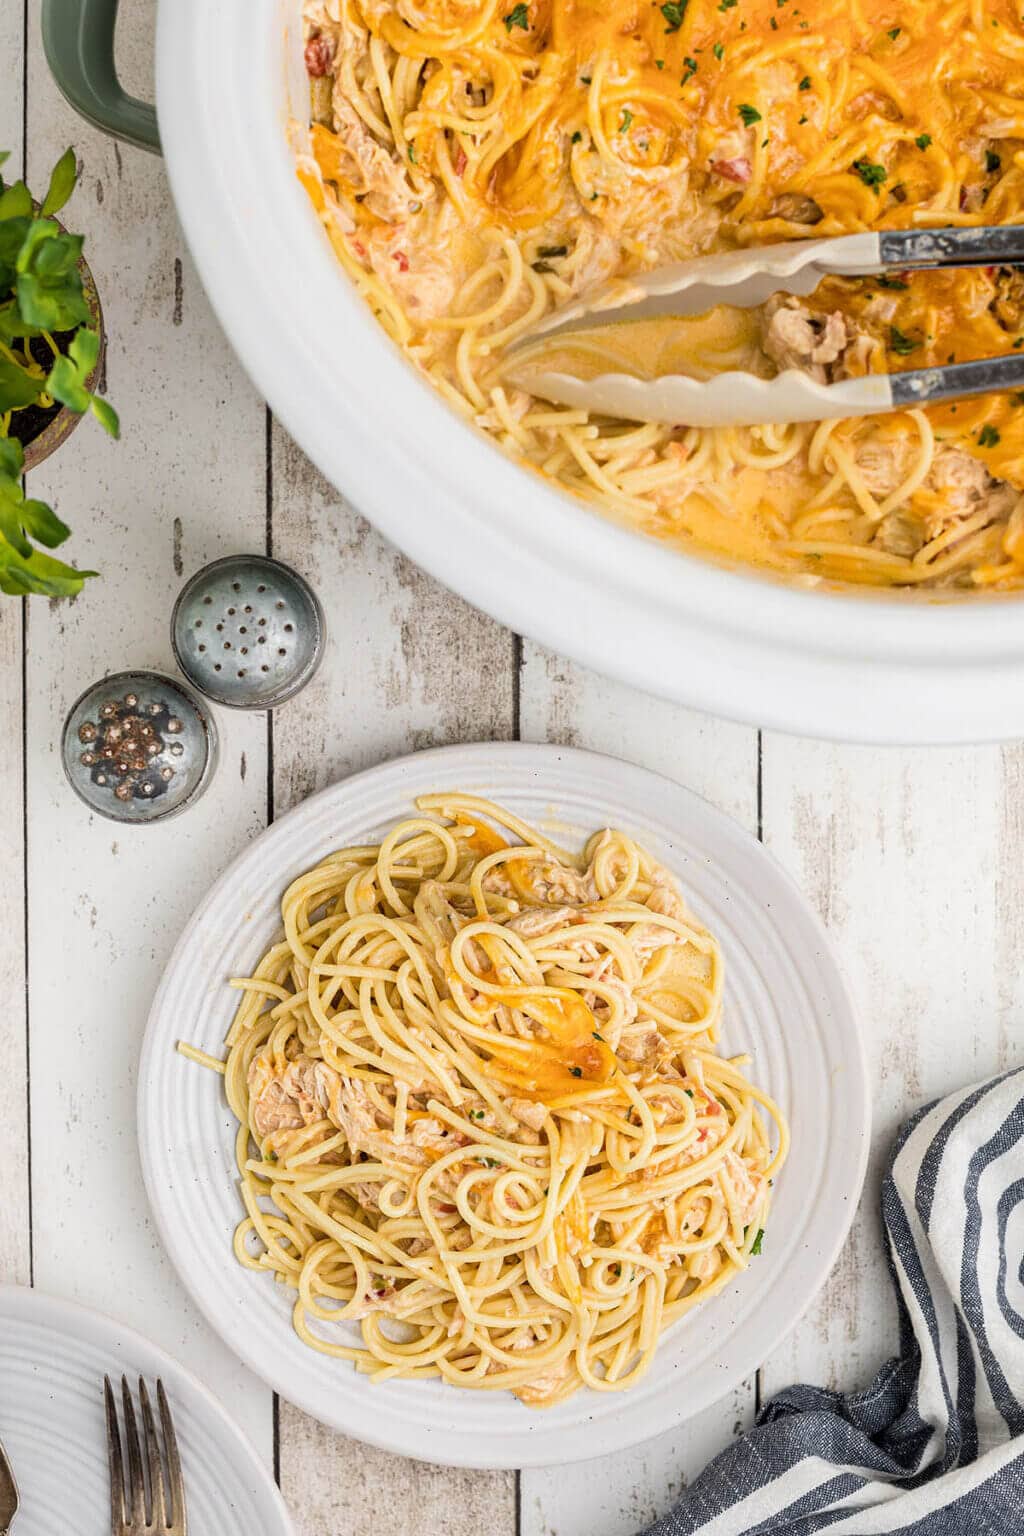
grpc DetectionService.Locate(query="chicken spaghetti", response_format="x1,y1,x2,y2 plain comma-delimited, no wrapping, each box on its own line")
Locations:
181,795,787,1404
297,0,1024,590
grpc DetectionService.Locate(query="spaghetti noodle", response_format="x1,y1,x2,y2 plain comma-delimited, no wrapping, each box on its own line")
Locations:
183,794,787,1404
297,0,1024,590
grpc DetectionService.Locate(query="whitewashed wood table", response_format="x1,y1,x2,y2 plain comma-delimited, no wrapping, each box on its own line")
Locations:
2,5,1020,1533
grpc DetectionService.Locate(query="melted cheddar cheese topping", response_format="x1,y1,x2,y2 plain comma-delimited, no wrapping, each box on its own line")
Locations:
300,0,1024,590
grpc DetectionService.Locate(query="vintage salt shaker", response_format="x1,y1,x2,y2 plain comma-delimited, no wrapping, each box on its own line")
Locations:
171,554,325,709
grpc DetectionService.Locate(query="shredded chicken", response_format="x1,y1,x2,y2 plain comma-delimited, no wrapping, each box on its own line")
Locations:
616,1022,664,1066
515,1357,573,1407
330,96,421,222
761,297,855,383
919,445,1018,540
505,1096,549,1131
506,905,581,938
249,1055,335,1139
521,860,598,907
721,1149,764,1226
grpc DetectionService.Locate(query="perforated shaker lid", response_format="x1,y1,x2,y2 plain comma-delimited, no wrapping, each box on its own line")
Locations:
61,670,218,823
171,555,325,709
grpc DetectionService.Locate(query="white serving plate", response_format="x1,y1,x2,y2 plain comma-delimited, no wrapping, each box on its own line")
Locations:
138,742,870,1468
0,1287,293,1536
151,0,1024,746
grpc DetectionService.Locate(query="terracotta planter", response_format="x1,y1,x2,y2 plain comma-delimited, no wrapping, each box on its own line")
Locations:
18,246,105,473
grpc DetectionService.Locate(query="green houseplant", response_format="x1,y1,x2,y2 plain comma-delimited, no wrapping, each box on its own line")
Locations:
0,147,118,596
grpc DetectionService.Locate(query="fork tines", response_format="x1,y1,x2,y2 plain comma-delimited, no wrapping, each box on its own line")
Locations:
104,1375,187,1535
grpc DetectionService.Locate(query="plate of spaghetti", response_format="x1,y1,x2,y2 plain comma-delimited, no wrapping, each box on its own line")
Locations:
139,742,868,1466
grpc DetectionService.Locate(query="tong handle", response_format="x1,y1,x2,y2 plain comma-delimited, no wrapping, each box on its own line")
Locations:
877,225,1024,272
892,351,1024,408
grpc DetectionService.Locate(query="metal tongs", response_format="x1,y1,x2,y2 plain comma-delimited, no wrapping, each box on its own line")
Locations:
506,226,1024,427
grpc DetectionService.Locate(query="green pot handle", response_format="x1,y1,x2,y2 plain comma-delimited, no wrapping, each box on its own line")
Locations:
41,0,161,154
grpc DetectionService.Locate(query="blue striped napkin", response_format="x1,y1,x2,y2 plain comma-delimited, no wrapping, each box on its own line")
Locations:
646,1068,1024,1535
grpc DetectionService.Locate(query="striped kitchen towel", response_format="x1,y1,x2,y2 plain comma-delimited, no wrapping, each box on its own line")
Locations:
646,1067,1024,1535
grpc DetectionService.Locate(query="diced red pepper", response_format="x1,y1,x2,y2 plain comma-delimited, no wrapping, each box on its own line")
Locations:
711,156,752,184
304,34,334,77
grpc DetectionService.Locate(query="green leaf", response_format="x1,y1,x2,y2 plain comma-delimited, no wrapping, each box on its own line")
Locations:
19,496,71,548
40,149,77,217
90,395,120,438
0,354,43,412
15,222,89,331
503,2,529,27
0,215,31,291
0,301,42,341
0,435,24,479
69,326,99,374
738,103,762,126
46,352,91,414
0,181,32,220
750,1228,764,1256
0,537,94,597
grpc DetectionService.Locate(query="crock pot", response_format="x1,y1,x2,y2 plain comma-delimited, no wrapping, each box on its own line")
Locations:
43,0,1024,744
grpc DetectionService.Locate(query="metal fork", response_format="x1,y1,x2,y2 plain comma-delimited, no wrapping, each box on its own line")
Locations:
104,1376,187,1536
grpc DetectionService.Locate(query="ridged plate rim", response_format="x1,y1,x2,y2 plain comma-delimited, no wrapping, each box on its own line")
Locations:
0,1287,294,1535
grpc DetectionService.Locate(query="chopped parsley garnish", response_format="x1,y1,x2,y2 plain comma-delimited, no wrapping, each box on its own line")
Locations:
986,150,1002,173
915,133,932,150
619,109,633,131
853,157,887,187
469,1108,485,1119
661,0,687,29
538,244,568,257
718,0,737,10
682,55,698,81
889,326,918,355
655,57,665,67
571,130,582,143
798,114,807,124
738,103,762,126
569,1065,583,1077
979,423,1001,447
887,25,901,38
877,274,908,289
750,1228,765,1255
482,1156,500,1168
798,75,811,89
592,1030,604,1041
408,144,417,163
713,40,725,58
503,3,529,28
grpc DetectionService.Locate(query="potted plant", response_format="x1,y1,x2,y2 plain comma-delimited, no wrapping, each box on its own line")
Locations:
0,147,118,596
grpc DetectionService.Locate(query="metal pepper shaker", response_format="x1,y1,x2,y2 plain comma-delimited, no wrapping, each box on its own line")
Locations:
61,670,218,823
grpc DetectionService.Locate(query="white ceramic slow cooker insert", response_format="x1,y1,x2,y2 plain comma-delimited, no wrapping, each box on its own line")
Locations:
153,0,1024,744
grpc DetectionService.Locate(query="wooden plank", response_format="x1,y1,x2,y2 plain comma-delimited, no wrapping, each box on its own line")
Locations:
22,0,273,1452
0,0,29,1293
518,642,760,1536
269,426,518,1530
757,736,1005,1396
